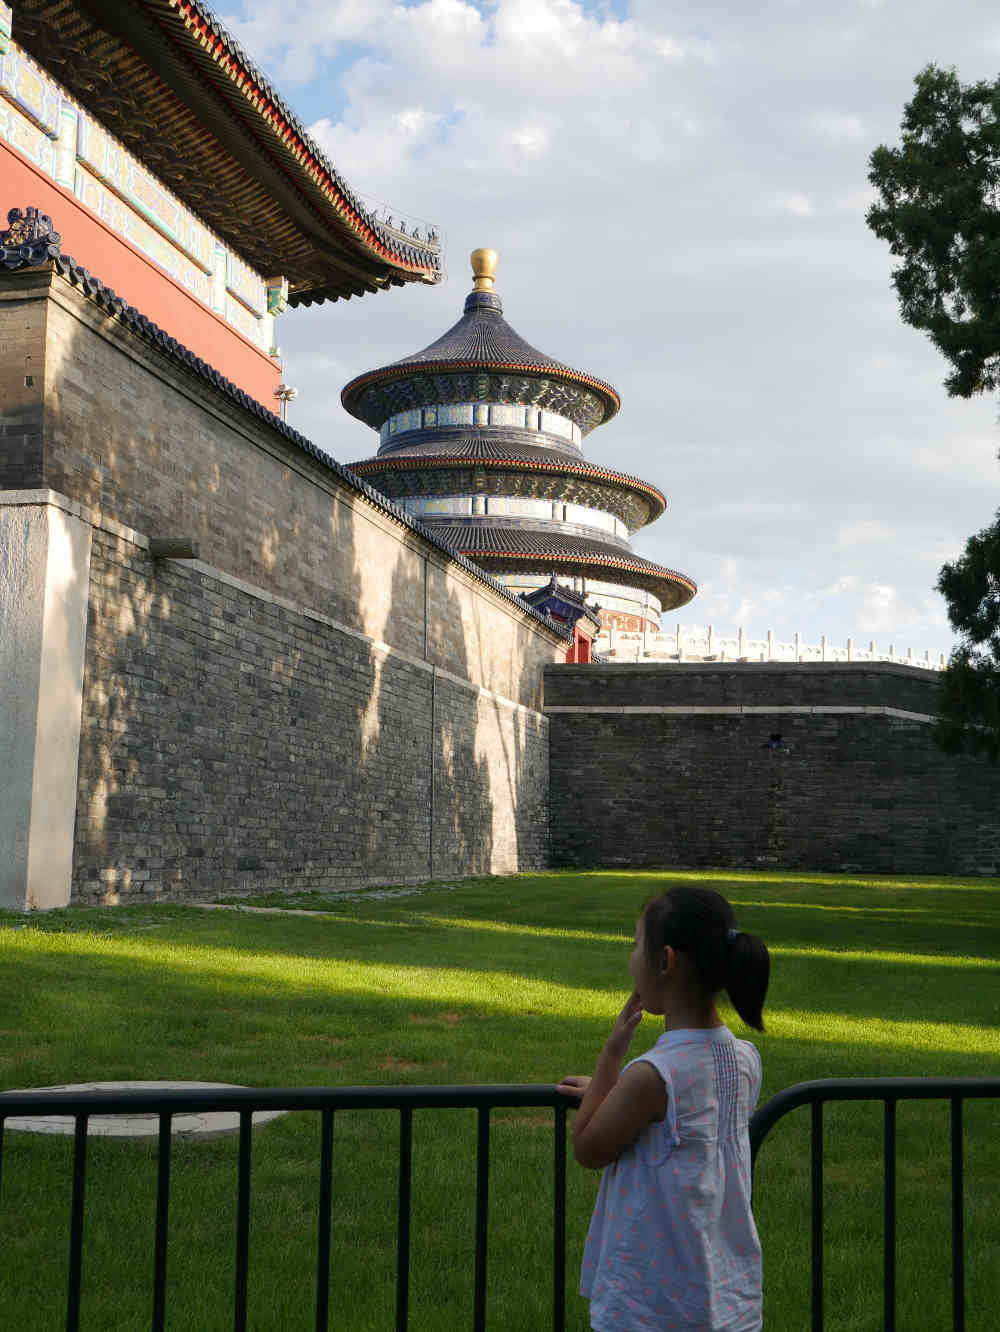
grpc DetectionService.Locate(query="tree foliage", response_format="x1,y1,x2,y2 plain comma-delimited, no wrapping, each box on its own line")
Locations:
934,511,1000,760
867,65,1000,398
870,68,1000,757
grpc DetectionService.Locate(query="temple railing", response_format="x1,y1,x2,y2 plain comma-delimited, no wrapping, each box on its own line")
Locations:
601,625,948,669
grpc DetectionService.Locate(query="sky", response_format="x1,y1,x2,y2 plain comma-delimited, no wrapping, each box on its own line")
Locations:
221,0,1000,660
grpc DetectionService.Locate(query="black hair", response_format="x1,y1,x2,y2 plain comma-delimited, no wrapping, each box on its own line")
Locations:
641,886,770,1031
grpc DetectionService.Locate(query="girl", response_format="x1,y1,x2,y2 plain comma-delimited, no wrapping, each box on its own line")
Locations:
558,885,770,1332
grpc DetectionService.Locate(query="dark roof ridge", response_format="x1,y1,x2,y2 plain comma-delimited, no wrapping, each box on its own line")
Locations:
0,207,568,642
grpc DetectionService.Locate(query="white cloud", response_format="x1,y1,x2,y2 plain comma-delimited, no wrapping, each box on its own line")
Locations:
228,0,1000,660
806,110,868,143
835,520,894,549
775,193,816,217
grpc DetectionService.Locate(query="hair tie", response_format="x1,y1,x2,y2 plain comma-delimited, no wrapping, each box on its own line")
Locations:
727,928,742,943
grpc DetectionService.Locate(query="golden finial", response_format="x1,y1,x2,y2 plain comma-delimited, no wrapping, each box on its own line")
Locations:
470,248,498,292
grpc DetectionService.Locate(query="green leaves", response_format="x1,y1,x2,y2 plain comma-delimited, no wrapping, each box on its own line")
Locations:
935,509,1000,760
867,65,1000,397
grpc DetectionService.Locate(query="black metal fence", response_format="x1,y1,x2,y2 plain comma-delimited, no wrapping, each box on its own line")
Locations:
749,1076,1000,1332
1,1076,998,1331
0,1084,568,1332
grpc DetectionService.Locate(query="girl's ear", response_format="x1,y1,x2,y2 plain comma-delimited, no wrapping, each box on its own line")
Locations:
659,944,676,977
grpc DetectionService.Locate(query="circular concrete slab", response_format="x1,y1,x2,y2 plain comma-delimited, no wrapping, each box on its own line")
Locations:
1,1081,288,1140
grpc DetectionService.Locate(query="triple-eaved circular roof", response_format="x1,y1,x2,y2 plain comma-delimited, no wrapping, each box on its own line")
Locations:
341,251,696,614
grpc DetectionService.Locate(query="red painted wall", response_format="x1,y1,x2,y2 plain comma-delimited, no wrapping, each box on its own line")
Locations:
565,625,592,663
2,143,282,409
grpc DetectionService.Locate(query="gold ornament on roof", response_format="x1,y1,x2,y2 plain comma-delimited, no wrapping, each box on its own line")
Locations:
470,248,498,292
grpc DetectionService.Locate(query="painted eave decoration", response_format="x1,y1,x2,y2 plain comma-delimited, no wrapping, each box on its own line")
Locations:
9,0,441,304
348,453,668,524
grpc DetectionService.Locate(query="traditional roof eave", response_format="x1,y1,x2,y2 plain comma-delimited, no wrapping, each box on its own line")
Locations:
10,0,441,303
341,358,620,426
347,452,667,523
469,549,697,607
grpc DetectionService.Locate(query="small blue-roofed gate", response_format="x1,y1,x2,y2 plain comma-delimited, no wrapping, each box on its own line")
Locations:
0,1076,997,1330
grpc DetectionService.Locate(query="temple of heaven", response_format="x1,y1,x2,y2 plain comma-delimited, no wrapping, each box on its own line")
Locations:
343,250,696,634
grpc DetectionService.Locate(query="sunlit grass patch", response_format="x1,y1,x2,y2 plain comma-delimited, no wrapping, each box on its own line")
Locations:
0,868,998,1330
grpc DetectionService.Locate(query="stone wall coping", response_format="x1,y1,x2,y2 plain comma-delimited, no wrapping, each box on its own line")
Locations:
543,703,936,724
547,661,942,681
0,488,547,726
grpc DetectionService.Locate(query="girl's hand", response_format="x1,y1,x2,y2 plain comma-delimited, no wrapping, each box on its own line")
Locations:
605,988,644,1058
556,1075,591,1101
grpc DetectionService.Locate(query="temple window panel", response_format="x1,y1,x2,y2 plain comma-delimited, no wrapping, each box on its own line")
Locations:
540,410,575,441
487,403,521,427
0,41,59,137
485,497,552,519
0,93,53,173
399,497,474,517
563,503,618,536
437,403,473,427
378,401,583,444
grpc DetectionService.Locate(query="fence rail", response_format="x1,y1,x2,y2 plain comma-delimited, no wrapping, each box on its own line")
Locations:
750,1076,1000,1332
0,1084,568,1332
2,1077,998,1331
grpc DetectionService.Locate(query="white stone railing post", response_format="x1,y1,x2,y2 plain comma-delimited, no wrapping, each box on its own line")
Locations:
593,623,948,669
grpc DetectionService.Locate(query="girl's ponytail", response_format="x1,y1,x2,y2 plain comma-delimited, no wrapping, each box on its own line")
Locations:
641,886,771,1032
724,931,770,1032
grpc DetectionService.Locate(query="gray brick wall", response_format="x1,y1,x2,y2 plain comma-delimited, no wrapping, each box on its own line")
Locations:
74,529,550,902
546,664,1000,876
0,268,559,904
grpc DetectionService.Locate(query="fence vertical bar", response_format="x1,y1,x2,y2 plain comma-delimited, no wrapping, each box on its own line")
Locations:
883,1099,896,1332
951,1098,964,1332
552,1101,567,1332
234,1110,252,1332
473,1105,490,1332
811,1100,823,1332
315,1109,334,1332
396,1106,413,1332
66,1114,88,1332
152,1113,172,1332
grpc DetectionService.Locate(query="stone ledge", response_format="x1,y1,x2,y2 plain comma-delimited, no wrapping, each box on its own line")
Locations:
544,704,937,723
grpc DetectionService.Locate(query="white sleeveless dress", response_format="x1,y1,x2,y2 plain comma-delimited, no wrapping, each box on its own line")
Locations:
581,1026,763,1331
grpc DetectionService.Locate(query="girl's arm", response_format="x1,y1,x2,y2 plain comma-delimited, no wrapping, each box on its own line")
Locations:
560,990,667,1170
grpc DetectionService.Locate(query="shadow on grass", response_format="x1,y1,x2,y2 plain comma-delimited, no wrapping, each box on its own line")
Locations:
2,870,999,1332
2,917,999,1098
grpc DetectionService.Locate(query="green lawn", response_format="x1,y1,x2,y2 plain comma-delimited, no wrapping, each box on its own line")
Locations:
1,870,998,1330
